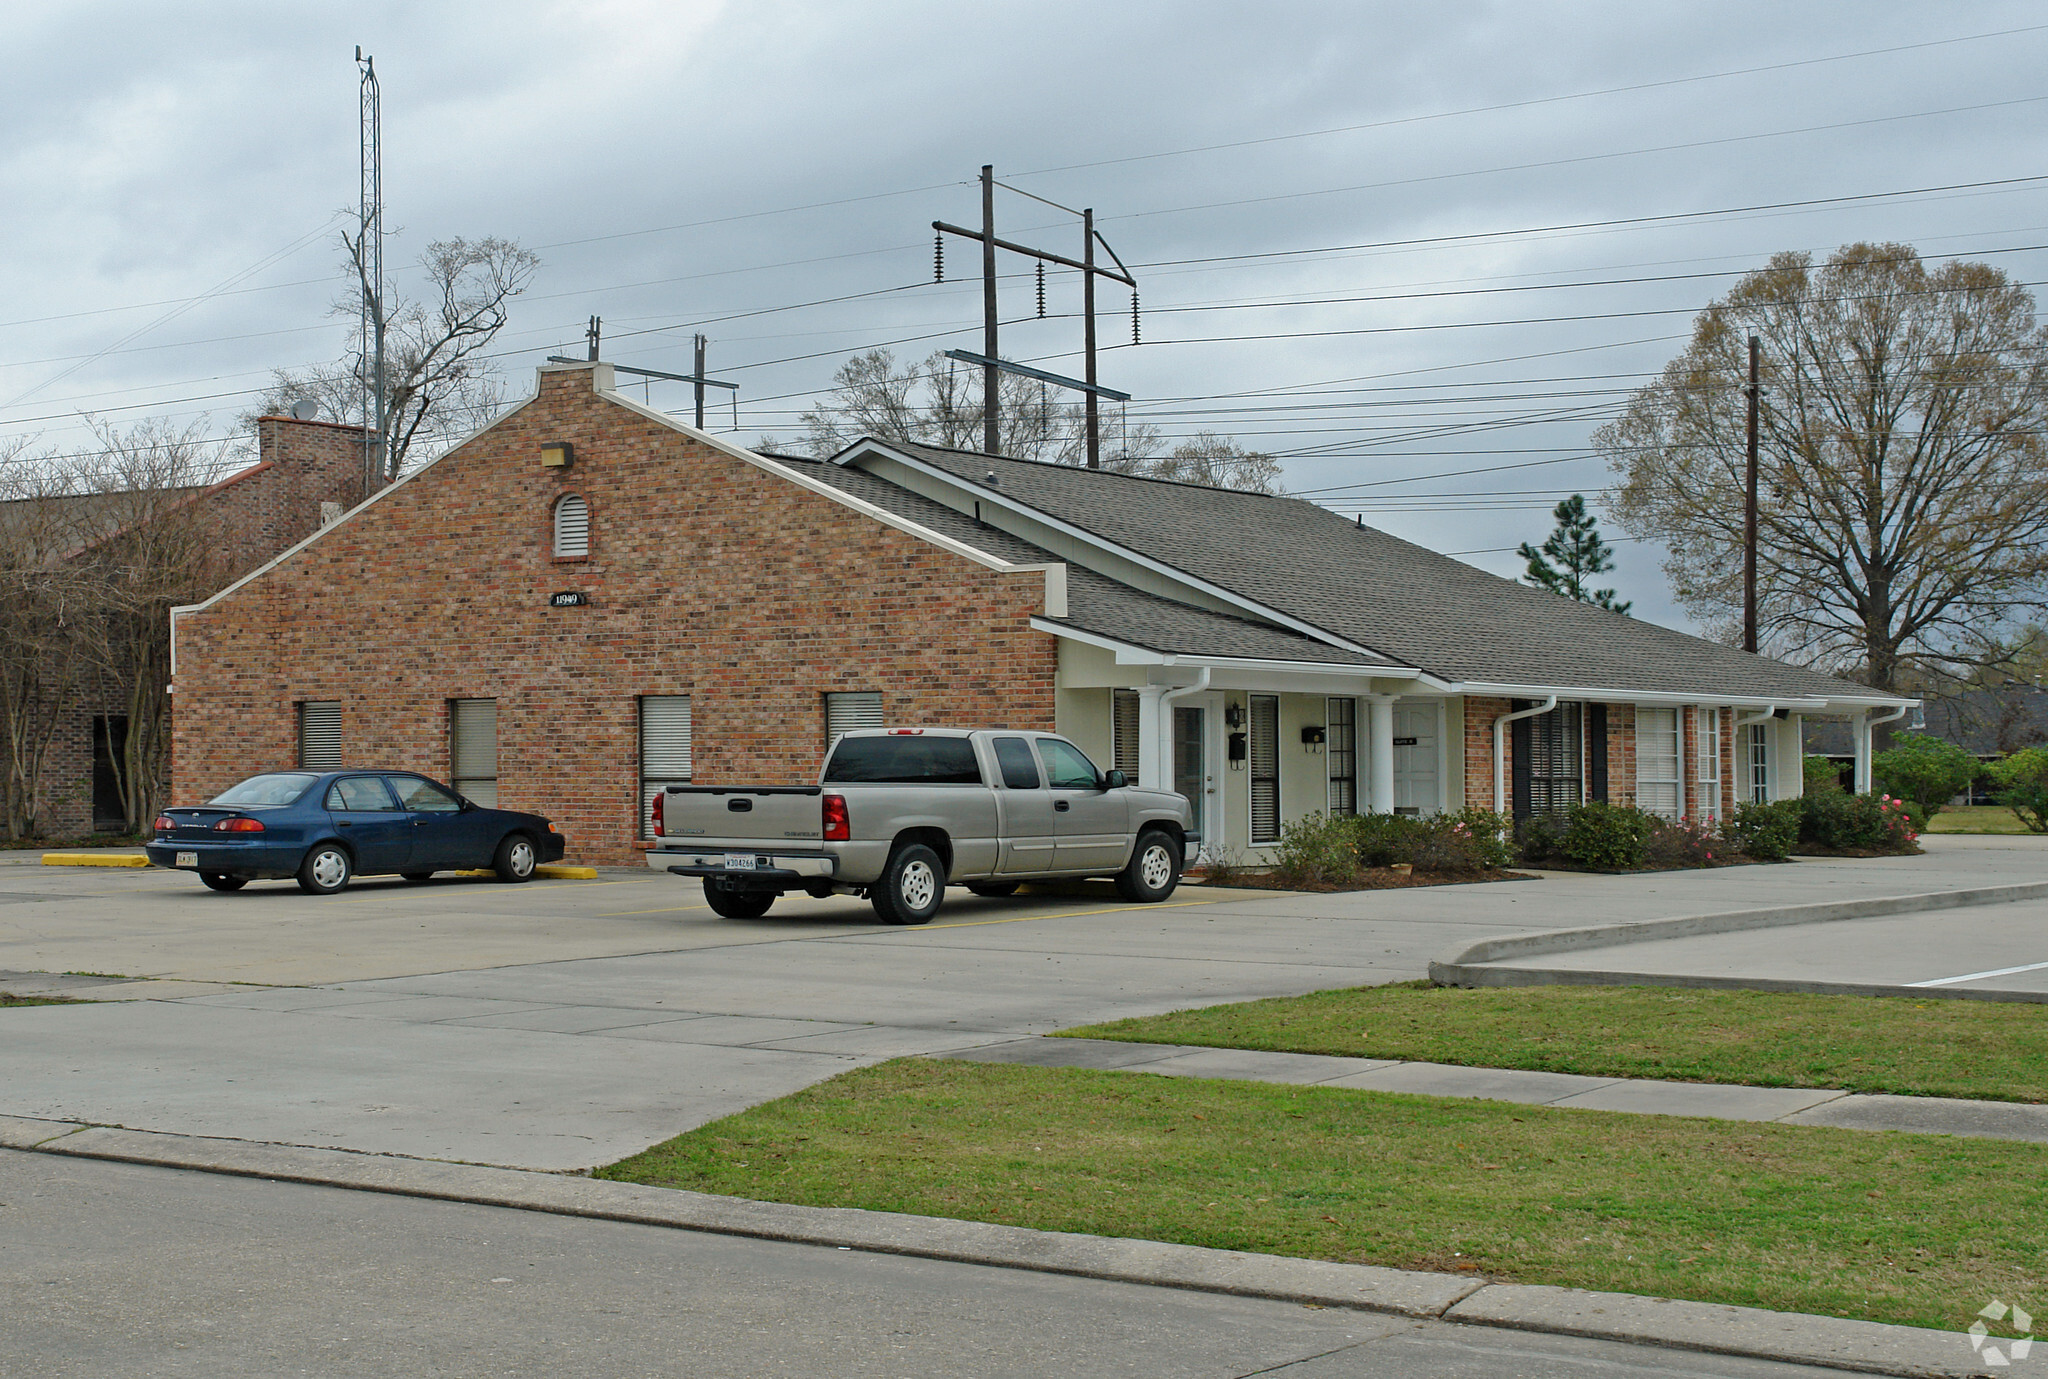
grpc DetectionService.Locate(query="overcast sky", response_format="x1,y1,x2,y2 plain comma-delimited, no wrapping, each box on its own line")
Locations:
6,1,2045,630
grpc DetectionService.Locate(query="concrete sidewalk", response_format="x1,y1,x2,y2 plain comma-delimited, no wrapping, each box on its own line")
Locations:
943,1036,2048,1144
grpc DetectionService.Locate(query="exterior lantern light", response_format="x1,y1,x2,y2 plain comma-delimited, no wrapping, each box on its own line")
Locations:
540,441,574,469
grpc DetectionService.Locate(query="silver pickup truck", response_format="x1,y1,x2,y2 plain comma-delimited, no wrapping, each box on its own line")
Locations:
646,727,1193,925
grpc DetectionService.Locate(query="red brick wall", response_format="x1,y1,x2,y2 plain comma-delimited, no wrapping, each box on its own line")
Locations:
170,365,1060,864
1605,703,1637,808
1462,695,1510,811
206,416,376,575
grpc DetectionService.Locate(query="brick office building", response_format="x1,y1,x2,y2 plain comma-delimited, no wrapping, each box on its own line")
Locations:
168,361,1910,866
20,413,372,836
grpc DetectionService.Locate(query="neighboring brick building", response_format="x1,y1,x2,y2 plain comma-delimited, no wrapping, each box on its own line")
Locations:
167,361,1907,867
26,413,372,836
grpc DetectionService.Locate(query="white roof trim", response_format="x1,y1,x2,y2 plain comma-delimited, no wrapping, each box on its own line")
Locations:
1032,618,1435,681
1447,680,1846,711
841,438,1399,665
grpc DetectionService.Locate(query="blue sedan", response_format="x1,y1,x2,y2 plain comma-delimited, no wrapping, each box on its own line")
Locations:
147,771,567,895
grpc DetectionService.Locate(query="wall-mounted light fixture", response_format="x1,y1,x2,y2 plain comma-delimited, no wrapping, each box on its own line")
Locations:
1224,702,1245,729
540,441,574,469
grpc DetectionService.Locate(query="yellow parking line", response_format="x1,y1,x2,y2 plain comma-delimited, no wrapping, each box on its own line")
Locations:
340,877,651,905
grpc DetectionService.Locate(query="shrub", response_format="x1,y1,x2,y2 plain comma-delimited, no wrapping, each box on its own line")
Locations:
1871,735,1979,819
1410,807,1513,872
1803,755,1846,795
1722,799,1800,861
1555,801,1652,871
1349,812,1422,868
1644,814,1719,868
1986,747,2048,834
1514,811,1566,867
1796,792,1919,852
1269,811,1361,887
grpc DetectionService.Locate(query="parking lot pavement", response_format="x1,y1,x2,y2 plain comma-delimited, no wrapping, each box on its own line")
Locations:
3,839,2046,1171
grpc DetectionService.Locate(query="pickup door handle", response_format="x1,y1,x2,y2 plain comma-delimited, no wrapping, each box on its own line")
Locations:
1053,800,1070,812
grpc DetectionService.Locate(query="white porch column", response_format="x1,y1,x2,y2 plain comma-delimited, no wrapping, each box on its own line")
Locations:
1851,710,1872,795
1136,684,1168,789
1367,693,1397,815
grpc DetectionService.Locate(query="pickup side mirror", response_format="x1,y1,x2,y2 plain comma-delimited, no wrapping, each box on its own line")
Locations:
1101,769,1128,790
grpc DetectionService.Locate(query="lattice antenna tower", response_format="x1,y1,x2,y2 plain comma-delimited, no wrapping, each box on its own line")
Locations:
356,46,387,489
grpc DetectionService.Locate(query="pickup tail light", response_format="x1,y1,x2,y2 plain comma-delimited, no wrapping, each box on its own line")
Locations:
214,817,265,833
152,815,174,834
822,793,850,842
651,791,665,834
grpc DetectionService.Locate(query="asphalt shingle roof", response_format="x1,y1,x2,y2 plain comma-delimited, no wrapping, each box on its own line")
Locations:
779,455,1386,668
869,442,1896,704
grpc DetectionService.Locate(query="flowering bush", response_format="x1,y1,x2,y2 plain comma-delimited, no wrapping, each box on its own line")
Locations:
1796,792,1919,852
1410,807,1514,872
1645,814,1719,868
1722,800,1800,861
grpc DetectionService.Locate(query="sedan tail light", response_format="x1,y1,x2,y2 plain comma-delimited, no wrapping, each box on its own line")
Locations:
214,817,265,833
822,793,850,842
651,791,665,834
152,816,174,834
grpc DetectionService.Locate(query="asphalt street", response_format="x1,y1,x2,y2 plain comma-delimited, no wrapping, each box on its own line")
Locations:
1,1150,1857,1379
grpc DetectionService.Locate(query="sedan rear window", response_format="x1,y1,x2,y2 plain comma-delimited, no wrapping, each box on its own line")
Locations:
209,773,319,807
823,736,983,785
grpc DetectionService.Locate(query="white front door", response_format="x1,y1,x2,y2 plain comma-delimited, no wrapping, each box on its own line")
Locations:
1392,700,1440,816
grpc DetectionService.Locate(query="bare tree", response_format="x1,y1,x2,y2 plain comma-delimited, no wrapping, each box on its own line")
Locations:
256,235,538,478
0,440,85,837
1104,430,1285,494
1599,243,2048,692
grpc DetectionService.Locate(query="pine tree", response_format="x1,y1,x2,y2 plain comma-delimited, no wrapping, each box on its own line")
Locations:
1518,494,1631,614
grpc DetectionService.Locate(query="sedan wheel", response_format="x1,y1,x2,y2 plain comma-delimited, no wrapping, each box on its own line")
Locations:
297,844,352,896
493,834,537,883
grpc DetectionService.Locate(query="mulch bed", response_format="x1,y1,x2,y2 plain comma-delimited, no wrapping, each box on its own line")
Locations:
1193,867,1537,892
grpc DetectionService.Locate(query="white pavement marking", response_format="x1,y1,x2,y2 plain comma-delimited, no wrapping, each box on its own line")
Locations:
1908,958,2048,987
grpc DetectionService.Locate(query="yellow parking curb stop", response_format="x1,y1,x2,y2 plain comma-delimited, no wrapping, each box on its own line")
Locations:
41,852,151,868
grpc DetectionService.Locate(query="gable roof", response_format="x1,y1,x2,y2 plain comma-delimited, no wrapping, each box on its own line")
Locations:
850,441,1903,707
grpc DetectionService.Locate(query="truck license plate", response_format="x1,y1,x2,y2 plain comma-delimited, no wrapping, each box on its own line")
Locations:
723,853,756,871
175,852,198,867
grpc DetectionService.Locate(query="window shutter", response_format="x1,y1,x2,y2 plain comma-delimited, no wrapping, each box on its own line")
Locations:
299,701,341,770
1112,690,1140,776
1249,694,1279,844
640,695,693,836
1587,704,1609,804
824,691,883,744
450,699,498,808
553,495,589,557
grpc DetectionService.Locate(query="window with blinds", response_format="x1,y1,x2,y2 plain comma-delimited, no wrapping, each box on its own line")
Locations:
1249,694,1280,844
298,701,341,771
641,695,692,837
824,691,884,749
1526,701,1583,815
1112,689,1140,777
449,699,498,808
553,494,589,557
1636,706,1681,818
1326,696,1357,815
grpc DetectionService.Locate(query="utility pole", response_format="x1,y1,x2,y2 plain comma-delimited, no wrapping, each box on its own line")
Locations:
693,334,708,429
932,166,1136,464
1743,333,1761,654
586,315,602,361
356,47,386,490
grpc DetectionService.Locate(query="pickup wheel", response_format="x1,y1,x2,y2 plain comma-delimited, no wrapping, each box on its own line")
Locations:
966,882,1019,898
872,843,944,925
703,878,775,919
1114,829,1182,903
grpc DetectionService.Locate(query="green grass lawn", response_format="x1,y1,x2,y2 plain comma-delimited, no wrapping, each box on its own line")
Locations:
598,1058,2041,1333
1924,805,2038,835
0,993,79,1008
1059,982,2048,1102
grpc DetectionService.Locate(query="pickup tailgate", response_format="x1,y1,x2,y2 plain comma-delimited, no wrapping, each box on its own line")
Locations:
648,786,834,883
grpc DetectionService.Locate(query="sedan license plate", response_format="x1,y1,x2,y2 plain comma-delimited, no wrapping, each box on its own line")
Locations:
175,851,198,868
723,852,756,872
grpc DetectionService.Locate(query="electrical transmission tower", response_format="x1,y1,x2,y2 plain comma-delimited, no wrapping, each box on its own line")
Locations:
932,165,1136,466
356,46,387,489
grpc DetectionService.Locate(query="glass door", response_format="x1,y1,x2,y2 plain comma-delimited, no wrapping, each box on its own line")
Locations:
1173,705,1205,845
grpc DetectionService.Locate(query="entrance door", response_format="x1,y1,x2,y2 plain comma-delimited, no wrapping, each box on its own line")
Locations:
1173,705,1205,847
1392,700,1440,816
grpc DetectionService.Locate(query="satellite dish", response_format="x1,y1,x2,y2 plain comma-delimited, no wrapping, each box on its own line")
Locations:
289,398,320,421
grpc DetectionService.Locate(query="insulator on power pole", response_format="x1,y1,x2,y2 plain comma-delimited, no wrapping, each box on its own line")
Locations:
1035,260,1046,318
1131,290,1140,345
934,233,944,283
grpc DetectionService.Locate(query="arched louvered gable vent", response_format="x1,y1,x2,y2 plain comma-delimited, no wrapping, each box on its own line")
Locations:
553,494,589,557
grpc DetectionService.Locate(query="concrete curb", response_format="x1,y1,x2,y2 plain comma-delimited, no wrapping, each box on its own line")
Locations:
0,1115,1988,1376
1429,880,2048,991
39,851,150,868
